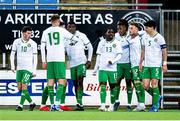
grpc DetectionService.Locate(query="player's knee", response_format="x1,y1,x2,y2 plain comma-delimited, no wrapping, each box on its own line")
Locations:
151,79,158,87
109,83,116,89
79,81,83,87
17,83,22,91
100,82,106,86
151,83,158,88
21,84,27,90
143,83,150,90
64,81,67,86
116,78,122,86
17,86,22,91
77,77,84,86
126,79,132,85
47,79,55,86
134,81,142,88
58,79,66,85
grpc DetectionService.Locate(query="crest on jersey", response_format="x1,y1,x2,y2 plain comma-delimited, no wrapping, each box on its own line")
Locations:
154,38,158,42
27,43,31,47
122,11,153,30
112,44,116,48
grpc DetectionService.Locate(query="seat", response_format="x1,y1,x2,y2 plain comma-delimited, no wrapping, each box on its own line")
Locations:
16,0,35,10
38,0,58,10
0,0,13,10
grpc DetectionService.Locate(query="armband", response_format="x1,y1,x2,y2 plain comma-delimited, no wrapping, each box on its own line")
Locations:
160,44,167,49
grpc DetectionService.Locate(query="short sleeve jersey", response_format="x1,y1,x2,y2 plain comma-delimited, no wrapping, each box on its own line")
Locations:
65,31,91,67
96,38,122,71
142,33,166,67
115,32,130,63
11,38,37,72
41,26,73,62
127,35,142,68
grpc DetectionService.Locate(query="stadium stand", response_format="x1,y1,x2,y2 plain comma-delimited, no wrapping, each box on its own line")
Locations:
38,0,58,10
16,0,35,10
60,0,128,10
0,0,13,10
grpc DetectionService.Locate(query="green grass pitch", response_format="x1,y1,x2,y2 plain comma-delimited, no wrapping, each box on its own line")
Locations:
0,108,180,120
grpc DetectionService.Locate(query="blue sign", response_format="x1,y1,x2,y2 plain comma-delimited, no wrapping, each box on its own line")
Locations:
0,79,90,96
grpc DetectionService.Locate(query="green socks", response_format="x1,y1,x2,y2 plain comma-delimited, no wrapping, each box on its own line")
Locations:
127,86,133,104
77,89,83,105
20,90,32,105
61,85,67,104
100,85,106,103
41,86,48,105
135,83,145,103
48,86,54,104
55,84,65,103
110,87,117,104
147,87,153,96
152,87,160,107
45,85,66,105
115,86,120,101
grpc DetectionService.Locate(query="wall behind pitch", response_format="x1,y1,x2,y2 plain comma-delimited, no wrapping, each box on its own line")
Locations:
0,70,152,106
0,10,159,53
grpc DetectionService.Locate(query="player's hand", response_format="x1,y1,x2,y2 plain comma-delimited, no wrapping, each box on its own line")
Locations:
86,61,91,69
162,65,168,73
32,74,36,77
42,62,47,69
108,61,112,65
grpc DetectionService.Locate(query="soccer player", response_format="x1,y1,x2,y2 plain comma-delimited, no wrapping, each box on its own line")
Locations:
65,21,93,111
93,28,122,112
41,14,79,111
140,20,167,112
10,26,37,111
113,19,133,111
39,20,72,111
127,23,145,111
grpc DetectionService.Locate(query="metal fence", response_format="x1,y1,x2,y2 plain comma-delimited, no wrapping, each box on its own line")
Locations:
162,10,180,53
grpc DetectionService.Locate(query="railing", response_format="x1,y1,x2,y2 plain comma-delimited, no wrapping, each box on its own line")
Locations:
0,3,163,7
162,10,180,52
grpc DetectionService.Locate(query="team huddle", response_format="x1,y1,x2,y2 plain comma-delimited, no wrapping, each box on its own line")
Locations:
10,14,167,112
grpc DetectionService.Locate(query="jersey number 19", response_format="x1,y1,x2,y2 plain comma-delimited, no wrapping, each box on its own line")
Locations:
48,32,60,45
